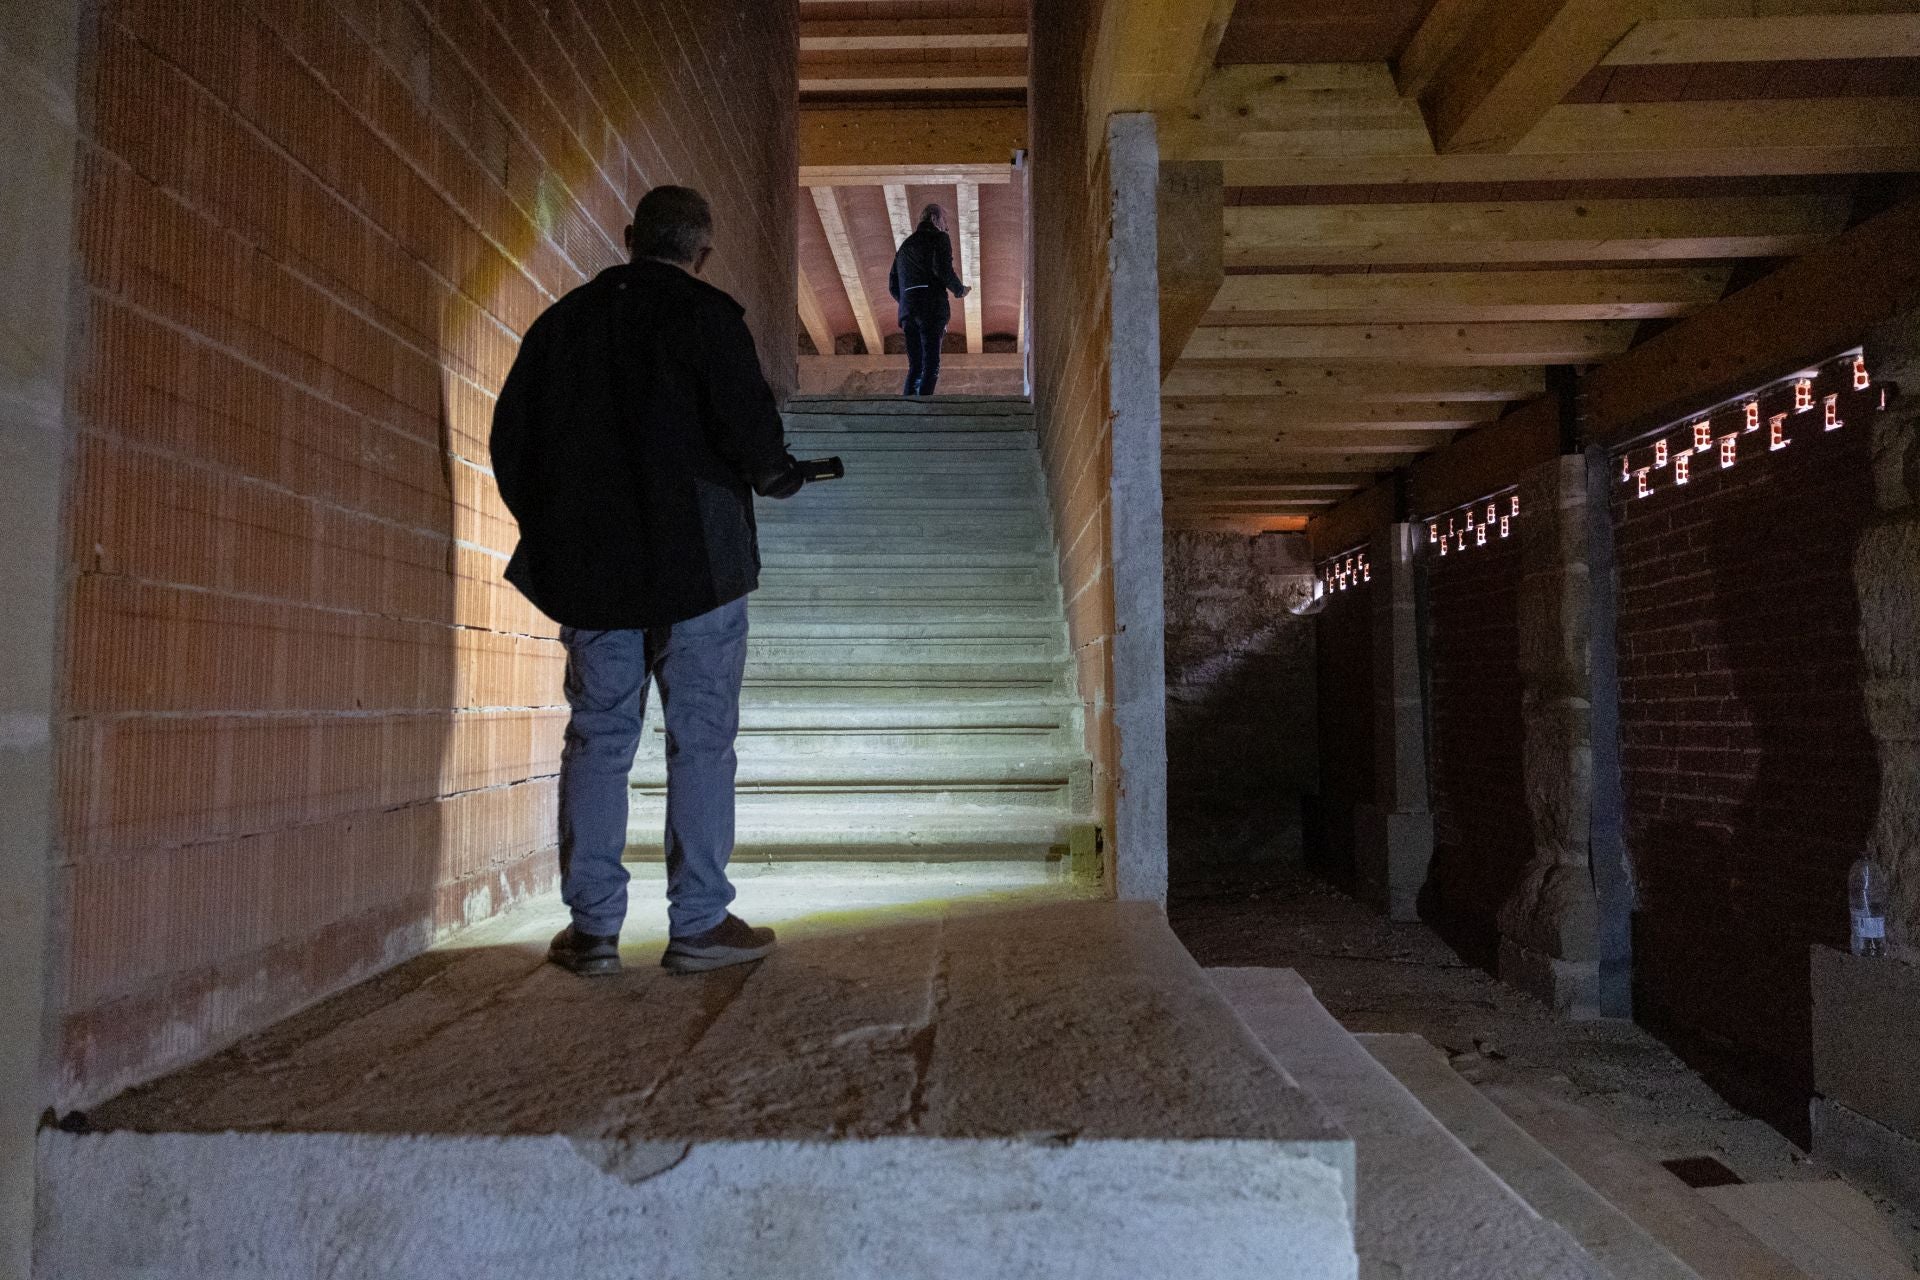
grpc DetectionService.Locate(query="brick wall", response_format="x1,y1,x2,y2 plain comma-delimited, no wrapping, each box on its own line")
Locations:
1312,575,1375,886
1163,531,1316,887
1420,529,1531,969
1030,0,1119,841
1613,378,1881,1137
55,0,797,1105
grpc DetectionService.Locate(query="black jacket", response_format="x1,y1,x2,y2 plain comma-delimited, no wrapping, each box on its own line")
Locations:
888,224,967,325
490,259,797,630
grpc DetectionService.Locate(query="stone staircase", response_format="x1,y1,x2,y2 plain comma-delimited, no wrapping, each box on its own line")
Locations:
626,395,1095,864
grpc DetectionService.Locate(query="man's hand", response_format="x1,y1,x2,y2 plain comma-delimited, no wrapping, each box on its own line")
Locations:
751,457,805,500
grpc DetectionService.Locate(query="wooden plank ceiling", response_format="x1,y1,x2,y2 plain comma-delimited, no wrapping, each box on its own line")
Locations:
795,0,1029,360
1153,0,1920,531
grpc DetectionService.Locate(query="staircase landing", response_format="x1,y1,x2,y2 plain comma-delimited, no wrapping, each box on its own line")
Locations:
39,893,1357,1279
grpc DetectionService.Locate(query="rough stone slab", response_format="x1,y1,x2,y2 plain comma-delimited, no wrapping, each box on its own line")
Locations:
57,903,1356,1278
36,1132,1348,1280
1477,1080,1811,1280
1357,1031,1694,1280
1812,945,1920,1140
1212,968,1617,1280
1814,1098,1920,1216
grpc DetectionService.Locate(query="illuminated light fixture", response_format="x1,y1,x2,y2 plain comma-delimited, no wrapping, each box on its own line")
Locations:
1825,393,1842,431
1654,439,1669,468
1854,355,1870,390
1620,454,1632,483
1882,388,1889,411
1362,559,1372,583
1674,453,1691,485
1500,515,1510,537
1486,502,1497,524
1719,435,1737,469
1770,413,1788,451
1744,401,1760,432
1428,521,1440,544
1510,494,1519,517
1795,378,1814,412
1693,421,1713,453
1636,468,1651,499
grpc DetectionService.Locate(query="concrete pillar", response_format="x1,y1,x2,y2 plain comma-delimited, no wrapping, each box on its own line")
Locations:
1354,523,1434,922
0,2,81,1274
1497,455,1606,1018
1106,113,1169,903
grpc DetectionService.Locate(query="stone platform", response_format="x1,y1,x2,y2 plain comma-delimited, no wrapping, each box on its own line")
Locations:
38,890,1357,1279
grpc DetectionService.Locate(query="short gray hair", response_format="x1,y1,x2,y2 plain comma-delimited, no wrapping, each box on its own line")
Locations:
630,186,713,263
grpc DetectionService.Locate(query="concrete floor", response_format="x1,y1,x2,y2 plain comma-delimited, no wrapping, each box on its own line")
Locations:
1169,866,1920,1269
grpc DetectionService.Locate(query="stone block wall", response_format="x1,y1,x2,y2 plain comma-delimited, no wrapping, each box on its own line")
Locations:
1611,371,1882,1137
1311,570,1376,886
54,0,798,1106
1419,521,1532,970
1163,531,1317,887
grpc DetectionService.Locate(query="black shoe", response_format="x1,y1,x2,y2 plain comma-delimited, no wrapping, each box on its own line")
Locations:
548,925,621,976
661,914,776,974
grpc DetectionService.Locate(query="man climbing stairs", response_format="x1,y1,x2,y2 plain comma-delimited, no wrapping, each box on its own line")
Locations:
627,395,1096,866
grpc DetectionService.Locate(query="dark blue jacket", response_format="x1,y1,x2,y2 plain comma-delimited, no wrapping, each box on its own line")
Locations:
888,224,967,325
490,259,797,629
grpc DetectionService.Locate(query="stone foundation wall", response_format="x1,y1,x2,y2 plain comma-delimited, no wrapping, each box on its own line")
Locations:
1611,366,1882,1137
55,0,798,1106
1163,532,1317,887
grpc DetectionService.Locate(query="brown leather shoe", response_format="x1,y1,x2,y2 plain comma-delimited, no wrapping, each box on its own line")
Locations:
661,914,776,974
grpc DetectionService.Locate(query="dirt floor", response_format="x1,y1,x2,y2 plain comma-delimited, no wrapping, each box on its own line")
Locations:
1168,865,1920,1265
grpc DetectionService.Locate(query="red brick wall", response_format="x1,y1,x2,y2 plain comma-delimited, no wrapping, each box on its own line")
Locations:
1031,0,1118,839
1312,576,1375,886
1420,530,1531,969
56,0,797,1105
1612,377,1881,1137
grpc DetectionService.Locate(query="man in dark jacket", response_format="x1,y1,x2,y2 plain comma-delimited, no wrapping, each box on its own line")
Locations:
491,185,804,978
887,203,970,396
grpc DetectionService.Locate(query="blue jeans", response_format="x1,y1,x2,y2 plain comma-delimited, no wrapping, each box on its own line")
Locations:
901,313,944,396
557,597,748,939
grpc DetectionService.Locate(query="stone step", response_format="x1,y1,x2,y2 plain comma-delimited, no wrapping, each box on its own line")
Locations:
739,636,1067,664
629,752,1093,808
645,702,1084,754
754,582,1055,601
1213,969,1622,1280
786,394,1033,415
623,810,1093,861
760,553,1055,571
42,902,1355,1280
750,604,1062,625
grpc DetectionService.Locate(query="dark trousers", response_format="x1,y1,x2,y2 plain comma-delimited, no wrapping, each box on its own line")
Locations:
901,312,945,396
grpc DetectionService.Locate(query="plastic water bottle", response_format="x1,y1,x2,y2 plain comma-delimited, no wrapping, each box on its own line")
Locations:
1850,858,1888,958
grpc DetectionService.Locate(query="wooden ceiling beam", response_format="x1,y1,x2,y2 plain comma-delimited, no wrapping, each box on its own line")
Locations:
1604,13,1920,63
882,185,914,248
1209,266,1729,324
1407,394,1563,516
800,63,1026,94
796,263,837,357
802,165,1011,188
1584,193,1920,444
957,180,984,354
1221,195,1849,268
1163,66,1920,181
1090,0,1240,122
800,19,1028,52
801,108,1026,170
1162,362,1544,400
1161,398,1499,430
810,186,886,357
1158,161,1225,374
1420,0,1654,154
1182,321,1637,365
1163,428,1451,452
